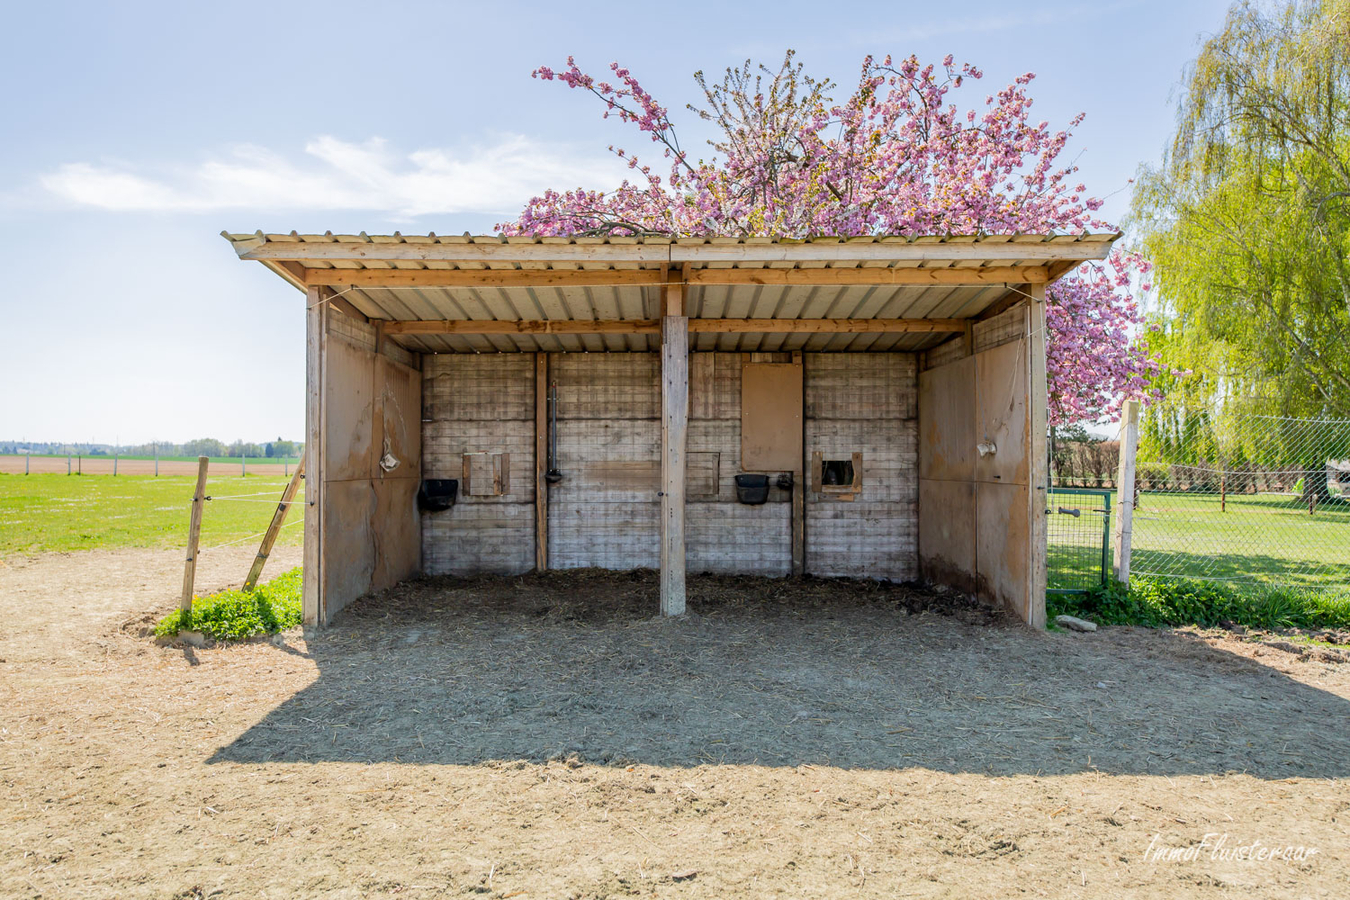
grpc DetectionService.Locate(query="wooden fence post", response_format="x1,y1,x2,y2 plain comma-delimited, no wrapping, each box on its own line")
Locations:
243,457,305,590
1112,400,1140,584
181,456,210,617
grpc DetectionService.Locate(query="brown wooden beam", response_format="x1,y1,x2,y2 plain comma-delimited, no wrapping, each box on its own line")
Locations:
382,317,967,336
688,265,1049,286
383,319,661,336
303,264,1047,290
304,267,663,289
314,285,369,323
688,318,965,334
976,285,1031,322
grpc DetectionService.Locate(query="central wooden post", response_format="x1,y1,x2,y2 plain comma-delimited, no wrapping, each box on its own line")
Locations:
660,273,689,616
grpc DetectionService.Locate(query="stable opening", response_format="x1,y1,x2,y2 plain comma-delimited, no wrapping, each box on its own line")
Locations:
821,459,854,487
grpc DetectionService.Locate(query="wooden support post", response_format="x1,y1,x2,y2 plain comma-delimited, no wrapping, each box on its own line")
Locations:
792,351,806,576
1025,285,1049,629
243,457,305,591
1220,469,1227,513
660,272,688,616
113,454,118,476
303,285,326,625
534,351,549,572
180,456,210,616
242,456,246,477
67,454,71,475
1112,399,1141,583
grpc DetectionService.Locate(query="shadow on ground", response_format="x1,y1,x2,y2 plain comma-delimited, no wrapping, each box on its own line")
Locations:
210,570,1350,777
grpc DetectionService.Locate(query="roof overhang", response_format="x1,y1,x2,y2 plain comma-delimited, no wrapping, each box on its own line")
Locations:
224,231,1118,354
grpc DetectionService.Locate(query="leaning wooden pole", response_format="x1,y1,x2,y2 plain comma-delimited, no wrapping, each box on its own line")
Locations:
181,456,210,617
243,457,306,591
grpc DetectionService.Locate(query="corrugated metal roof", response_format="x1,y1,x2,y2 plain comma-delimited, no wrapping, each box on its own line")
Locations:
224,230,1118,353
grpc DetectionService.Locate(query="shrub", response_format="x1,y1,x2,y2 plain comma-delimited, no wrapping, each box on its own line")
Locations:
1049,576,1350,631
155,568,302,641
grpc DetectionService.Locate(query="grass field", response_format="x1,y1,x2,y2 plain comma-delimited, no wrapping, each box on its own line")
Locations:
0,473,304,556
15,453,302,465
1049,488,1350,593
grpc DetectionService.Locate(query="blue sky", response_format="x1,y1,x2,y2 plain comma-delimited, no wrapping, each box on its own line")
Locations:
0,0,1229,445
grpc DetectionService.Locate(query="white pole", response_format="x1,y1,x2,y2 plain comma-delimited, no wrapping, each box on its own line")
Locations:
1112,399,1141,583
242,455,246,477
67,454,71,475
154,443,159,477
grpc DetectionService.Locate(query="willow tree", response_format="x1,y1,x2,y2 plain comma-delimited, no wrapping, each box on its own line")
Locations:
1132,0,1350,496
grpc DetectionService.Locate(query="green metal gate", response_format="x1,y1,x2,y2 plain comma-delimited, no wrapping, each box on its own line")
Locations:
1047,487,1112,593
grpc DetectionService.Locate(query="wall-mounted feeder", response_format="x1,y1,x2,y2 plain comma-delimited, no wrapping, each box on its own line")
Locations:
734,473,770,505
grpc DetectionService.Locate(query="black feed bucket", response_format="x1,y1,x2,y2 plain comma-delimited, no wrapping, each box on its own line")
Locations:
418,478,458,512
734,473,770,505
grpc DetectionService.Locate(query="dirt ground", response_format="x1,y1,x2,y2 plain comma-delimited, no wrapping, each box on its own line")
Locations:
2,554,1348,898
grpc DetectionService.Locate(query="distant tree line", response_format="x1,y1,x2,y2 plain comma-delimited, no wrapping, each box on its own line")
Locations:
0,437,303,458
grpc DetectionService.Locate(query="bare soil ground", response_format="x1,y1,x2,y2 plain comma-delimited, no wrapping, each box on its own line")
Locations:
2,554,1348,899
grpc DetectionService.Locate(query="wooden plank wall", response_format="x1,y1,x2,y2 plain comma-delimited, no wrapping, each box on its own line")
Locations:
421,354,536,575
417,351,920,581
917,300,1043,625
688,353,792,575
548,353,660,569
804,354,919,580
320,313,422,621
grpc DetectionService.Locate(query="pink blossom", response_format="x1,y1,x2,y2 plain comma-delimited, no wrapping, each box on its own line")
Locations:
499,52,1177,424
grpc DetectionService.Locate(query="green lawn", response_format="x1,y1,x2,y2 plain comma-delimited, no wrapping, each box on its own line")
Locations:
1048,488,1350,592
0,474,305,556
20,453,301,465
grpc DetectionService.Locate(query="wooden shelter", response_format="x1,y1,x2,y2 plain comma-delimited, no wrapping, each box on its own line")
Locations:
225,231,1118,628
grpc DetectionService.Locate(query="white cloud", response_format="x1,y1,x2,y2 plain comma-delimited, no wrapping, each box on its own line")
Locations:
38,135,628,218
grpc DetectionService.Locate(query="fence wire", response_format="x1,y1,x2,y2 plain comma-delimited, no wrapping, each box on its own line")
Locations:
1047,488,1112,592
1130,412,1350,588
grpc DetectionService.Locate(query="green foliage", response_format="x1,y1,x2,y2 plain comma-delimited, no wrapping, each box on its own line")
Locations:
156,568,302,640
1049,576,1350,631
1131,0,1350,432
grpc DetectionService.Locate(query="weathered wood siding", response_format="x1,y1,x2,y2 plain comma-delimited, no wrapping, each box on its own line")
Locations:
918,301,1039,622
689,353,792,575
421,354,536,575
548,354,660,569
804,354,918,580
419,351,919,580
320,314,422,621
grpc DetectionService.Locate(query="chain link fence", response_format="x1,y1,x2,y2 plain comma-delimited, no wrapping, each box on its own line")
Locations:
1131,412,1350,589
1048,410,1350,594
